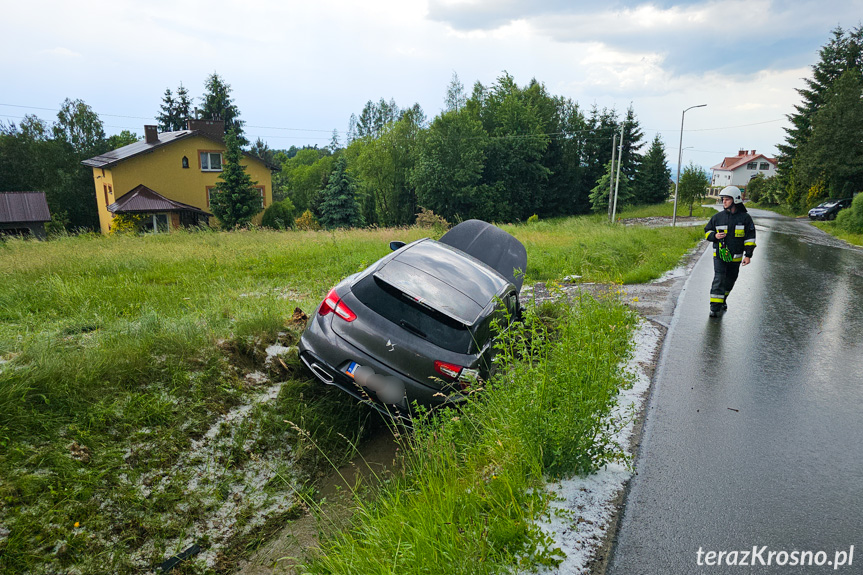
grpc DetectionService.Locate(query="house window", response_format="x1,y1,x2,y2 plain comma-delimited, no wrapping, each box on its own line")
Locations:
200,151,223,172
746,162,757,170
206,186,215,208
149,213,169,233
759,162,770,170
182,156,189,169
256,186,266,208
103,185,109,207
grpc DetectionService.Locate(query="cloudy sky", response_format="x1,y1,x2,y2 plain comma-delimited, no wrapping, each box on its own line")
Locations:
2,0,862,171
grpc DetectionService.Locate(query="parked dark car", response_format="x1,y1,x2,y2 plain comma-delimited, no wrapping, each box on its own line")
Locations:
298,220,527,418
809,198,852,220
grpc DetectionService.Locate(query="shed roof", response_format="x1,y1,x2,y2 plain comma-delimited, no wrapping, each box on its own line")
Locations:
0,192,51,223
108,185,213,216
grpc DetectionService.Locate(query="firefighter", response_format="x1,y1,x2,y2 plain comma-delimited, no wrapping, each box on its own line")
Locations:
703,186,756,317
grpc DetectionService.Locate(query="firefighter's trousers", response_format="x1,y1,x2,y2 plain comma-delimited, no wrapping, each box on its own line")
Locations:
710,258,741,312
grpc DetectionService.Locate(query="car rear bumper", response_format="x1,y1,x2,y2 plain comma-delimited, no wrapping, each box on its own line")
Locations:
298,323,466,418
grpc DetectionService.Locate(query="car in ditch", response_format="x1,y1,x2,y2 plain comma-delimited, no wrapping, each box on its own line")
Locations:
808,198,852,220
298,219,527,418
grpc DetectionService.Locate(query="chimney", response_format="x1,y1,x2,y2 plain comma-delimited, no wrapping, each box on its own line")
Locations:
751,149,756,156
738,149,746,156
185,119,226,141
144,125,159,144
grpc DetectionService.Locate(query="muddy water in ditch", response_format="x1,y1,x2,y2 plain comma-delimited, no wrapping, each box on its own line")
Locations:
237,425,401,575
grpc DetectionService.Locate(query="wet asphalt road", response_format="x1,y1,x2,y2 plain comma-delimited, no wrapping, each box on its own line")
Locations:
607,210,863,574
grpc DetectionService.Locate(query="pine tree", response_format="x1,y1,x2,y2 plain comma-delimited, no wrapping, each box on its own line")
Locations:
156,88,177,132
634,135,672,204
318,156,363,229
792,69,863,206
444,71,467,112
209,128,260,228
201,72,246,144
175,83,192,128
619,105,645,183
590,160,632,213
777,25,863,208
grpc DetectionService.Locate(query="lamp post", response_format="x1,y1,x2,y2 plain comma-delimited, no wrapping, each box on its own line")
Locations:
672,104,706,226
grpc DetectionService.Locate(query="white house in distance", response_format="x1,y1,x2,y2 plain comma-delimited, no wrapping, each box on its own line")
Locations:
709,149,777,197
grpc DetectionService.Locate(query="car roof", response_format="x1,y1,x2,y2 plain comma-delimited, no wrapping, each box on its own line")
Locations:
373,239,511,326
438,219,527,291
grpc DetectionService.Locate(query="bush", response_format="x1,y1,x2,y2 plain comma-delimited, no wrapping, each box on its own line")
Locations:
836,193,863,233
415,207,449,230
294,209,321,231
527,214,539,223
109,213,147,235
261,199,296,230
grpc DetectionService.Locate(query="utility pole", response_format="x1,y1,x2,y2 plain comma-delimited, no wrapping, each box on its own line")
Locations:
608,134,617,222
611,122,625,223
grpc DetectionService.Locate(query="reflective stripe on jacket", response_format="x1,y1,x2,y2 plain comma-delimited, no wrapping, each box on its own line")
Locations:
704,206,756,260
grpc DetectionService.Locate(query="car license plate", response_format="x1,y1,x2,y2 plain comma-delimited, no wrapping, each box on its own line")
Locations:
345,361,360,378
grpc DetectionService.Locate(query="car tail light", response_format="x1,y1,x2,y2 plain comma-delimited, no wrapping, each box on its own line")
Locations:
318,288,357,322
434,360,463,380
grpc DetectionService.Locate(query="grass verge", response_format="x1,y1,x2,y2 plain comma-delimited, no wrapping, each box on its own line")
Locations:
810,221,863,247
303,296,638,574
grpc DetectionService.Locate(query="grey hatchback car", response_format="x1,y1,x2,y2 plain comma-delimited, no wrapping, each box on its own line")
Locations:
298,220,526,418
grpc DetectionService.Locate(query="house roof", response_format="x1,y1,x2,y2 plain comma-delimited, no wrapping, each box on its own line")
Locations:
82,130,276,170
0,192,51,223
108,185,213,216
711,153,777,172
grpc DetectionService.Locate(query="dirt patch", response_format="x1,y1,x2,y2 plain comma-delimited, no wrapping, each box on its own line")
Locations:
619,216,707,228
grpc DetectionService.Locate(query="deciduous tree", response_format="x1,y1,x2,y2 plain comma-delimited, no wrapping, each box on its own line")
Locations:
678,162,709,216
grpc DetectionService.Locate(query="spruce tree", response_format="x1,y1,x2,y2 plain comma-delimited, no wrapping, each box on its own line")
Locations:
175,83,192,128
209,128,260,228
777,25,863,208
156,88,177,132
318,156,363,229
590,160,632,213
201,72,247,144
634,135,672,204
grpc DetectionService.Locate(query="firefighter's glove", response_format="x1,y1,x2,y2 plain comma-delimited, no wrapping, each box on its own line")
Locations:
717,240,733,262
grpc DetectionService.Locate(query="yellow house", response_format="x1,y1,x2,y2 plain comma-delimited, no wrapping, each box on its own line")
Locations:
82,120,274,234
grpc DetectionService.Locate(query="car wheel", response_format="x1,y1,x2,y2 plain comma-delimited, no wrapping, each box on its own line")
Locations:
828,212,836,221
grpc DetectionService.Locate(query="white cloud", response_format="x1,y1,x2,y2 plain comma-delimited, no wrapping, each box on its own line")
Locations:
37,47,82,58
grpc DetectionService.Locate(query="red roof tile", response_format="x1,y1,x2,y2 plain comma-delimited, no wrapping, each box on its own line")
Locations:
712,153,777,171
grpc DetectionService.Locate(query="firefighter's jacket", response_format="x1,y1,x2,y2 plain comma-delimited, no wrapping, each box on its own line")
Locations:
704,205,756,262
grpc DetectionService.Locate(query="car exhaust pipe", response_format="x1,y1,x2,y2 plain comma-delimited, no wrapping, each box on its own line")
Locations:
306,361,335,384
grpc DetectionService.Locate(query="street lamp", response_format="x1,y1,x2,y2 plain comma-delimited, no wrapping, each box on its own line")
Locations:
672,104,706,226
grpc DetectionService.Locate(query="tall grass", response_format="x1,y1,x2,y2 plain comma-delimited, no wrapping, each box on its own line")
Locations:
618,201,718,219
505,217,704,284
304,296,637,574
0,218,699,574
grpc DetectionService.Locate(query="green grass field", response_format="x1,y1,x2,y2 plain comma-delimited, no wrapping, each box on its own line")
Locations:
0,215,703,574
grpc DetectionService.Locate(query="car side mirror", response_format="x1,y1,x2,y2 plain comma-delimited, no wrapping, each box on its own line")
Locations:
389,241,406,251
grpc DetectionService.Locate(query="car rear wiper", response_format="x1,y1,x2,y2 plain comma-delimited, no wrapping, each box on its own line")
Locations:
399,319,427,339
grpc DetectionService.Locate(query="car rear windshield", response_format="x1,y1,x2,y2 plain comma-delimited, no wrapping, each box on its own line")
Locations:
351,274,477,354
